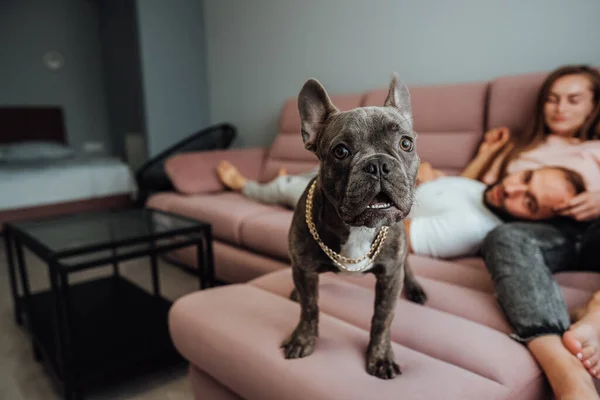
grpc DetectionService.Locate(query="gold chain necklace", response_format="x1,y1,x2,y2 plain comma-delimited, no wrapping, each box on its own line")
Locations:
305,180,389,272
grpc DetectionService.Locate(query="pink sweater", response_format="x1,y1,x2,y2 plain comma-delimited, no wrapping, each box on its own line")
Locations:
507,135,600,191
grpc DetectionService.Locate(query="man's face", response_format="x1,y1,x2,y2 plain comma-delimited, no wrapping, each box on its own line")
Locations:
483,168,577,221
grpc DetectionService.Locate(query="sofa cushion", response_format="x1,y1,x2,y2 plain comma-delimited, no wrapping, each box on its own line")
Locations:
168,240,289,284
149,192,278,245
409,255,493,293
146,192,180,212
189,365,242,400
452,256,487,270
239,208,294,261
363,81,488,171
170,283,518,400
554,272,600,293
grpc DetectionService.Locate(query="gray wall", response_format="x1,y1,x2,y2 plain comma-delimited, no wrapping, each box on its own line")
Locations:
203,0,600,148
136,0,210,158
0,0,111,153
97,0,145,159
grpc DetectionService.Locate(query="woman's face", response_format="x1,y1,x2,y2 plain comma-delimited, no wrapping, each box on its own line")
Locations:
544,74,595,137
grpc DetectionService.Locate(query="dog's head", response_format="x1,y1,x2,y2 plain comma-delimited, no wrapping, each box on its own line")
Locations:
298,74,419,228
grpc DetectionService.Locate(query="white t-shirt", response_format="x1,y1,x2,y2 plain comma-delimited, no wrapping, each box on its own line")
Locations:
408,176,503,259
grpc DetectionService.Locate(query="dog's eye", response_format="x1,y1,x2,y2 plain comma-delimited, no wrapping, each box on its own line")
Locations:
332,144,350,160
399,137,414,152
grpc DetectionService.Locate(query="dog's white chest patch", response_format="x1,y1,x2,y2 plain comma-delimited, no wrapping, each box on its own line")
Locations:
339,227,378,273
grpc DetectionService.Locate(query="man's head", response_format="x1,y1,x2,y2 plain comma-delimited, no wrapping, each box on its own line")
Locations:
483,167,586,221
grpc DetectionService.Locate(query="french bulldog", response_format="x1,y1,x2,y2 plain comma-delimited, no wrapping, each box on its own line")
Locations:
282,74,427,380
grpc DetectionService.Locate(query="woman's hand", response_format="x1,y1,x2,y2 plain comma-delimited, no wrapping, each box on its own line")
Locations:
555,191,600,221
478,127,511,156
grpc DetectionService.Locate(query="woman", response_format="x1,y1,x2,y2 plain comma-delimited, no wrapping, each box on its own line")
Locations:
481,65,599,209
479,64,600,400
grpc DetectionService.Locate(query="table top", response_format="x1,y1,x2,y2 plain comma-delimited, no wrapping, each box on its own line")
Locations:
8,208,209,262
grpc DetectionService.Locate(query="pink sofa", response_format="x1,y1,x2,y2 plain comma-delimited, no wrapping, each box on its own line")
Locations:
151,69,600,399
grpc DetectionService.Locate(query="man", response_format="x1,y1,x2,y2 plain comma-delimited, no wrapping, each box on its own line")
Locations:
218,159,586,260
404,166,586,259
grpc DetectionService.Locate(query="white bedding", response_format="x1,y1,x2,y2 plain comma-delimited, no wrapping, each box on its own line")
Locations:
0,155,137,211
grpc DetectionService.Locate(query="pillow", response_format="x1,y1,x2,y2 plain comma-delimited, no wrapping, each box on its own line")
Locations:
1,141,75,163
165,147,266,195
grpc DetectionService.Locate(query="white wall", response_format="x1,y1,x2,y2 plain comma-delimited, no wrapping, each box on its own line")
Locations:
204,0,600,148
0,0,111,152
97,0,145,159
136,0,210,158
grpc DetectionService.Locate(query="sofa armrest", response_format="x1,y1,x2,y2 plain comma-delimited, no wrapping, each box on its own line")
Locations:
165,147,267,195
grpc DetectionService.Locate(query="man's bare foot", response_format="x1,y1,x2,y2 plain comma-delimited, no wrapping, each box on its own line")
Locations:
563,292,600,379
277,167,287,177
217,161,248,191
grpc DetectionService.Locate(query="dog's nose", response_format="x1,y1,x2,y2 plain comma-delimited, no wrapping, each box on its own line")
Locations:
364,160,391,177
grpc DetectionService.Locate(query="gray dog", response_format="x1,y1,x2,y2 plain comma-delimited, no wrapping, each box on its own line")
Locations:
282,74,427,380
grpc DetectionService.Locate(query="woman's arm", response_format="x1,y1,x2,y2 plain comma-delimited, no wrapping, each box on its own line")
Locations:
460,151,497,180
556,191,600,221
554,144,600,221
461,127,512,182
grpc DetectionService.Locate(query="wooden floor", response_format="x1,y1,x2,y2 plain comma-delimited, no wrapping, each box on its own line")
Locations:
0,238,197,400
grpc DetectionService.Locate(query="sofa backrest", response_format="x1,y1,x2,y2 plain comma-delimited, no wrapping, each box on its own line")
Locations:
362,81,488,175
261,80,489,181
488,66,600,137
486,70,549,136
262,66,599,181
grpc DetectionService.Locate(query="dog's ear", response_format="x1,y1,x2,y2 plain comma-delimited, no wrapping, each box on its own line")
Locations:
384,73,413,127
298,79,338,153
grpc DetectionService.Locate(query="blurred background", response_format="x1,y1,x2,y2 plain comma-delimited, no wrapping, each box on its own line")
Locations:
2,0,599,163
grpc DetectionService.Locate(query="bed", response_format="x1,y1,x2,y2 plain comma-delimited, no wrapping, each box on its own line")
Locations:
0,107,136,227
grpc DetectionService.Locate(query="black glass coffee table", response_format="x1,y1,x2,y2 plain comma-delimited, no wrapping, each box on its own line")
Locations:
4,208,214,400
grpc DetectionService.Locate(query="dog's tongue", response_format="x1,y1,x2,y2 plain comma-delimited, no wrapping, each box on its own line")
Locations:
369,192,391,206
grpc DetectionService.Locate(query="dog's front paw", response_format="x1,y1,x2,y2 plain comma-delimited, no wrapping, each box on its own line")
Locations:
281,332,316,359
366,352,401,379
405,284,427,305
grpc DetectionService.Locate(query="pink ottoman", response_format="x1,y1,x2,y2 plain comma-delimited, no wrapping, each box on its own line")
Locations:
168,267,576,400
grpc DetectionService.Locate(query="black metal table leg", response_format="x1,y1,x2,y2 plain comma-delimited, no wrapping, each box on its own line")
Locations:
112,246,120,277
54,267,82,400
203,228,215,289
4,229,22,325
150,243,160,296
195,239,205,290
49,267,67,386
15,239,33,332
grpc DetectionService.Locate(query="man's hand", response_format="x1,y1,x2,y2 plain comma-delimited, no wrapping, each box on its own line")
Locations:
555,191,600,221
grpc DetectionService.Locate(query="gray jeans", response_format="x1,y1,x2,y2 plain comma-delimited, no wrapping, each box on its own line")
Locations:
241,168,318,209
482,218,600,342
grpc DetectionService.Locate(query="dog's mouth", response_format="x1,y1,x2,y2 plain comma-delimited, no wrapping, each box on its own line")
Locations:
366,192,395,210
